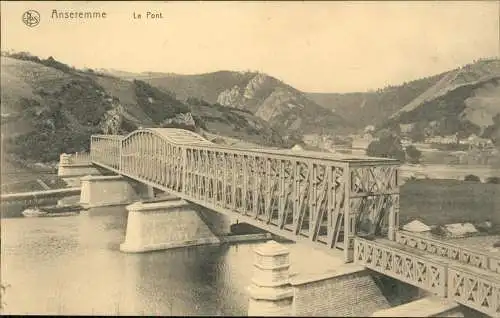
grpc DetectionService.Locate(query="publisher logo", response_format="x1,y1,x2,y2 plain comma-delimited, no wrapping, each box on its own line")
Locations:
22,10,40,27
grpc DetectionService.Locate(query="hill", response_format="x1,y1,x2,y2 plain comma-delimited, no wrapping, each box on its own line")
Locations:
307,59,500,138
382,59,500,143
98,69,352,141
0,53,287,167
307,72,444,131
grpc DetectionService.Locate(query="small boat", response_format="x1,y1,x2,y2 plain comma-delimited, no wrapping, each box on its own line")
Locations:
22,205,81,218
22,208,48,217
43,204,82,213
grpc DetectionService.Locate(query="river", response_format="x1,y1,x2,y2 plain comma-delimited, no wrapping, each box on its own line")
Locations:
399,163,500,182
1,206,340,315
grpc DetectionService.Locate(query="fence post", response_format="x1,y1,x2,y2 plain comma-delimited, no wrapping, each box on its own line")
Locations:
343,165,353,263
181,147,187,194
119,138,123,172
90,136,94,162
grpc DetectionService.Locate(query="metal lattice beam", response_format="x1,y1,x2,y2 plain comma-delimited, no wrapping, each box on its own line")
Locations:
90,128,400,262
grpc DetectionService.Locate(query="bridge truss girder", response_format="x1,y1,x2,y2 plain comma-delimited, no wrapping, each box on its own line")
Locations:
91,128,400,262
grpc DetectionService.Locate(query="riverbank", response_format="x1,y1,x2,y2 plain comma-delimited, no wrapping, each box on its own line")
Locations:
399,163,499,183
399,179,500,225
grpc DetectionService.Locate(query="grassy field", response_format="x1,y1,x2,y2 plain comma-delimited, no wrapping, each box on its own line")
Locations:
399,179,500,226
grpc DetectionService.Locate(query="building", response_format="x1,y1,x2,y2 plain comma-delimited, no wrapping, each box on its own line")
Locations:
402,220,432,233
291,144,304,151
441,223,478,238
425,135,458,144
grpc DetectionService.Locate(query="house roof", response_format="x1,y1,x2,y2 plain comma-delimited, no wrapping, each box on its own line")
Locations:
402,220,431,232
291,144,304,151
443,223,478,236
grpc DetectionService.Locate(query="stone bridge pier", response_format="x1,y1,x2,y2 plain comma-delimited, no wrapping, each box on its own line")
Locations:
247,241,465,317
79,175,155,209
76,170,237,253
57,153,102,187
119,197,230,253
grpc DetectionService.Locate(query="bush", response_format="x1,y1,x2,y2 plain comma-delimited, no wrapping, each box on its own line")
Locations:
486,176,500,184
43,56,72,73
464,174,480,182
405,145,422,164
133,80,189,124
430,226,446,236
367,134,405,161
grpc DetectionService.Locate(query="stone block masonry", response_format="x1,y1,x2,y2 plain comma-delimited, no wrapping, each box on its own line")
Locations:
79,175,154,209
247,241,392,316
372,295,464,317
120,197,221,253
247,241,294,316
57,153,102,187
290,266,391,316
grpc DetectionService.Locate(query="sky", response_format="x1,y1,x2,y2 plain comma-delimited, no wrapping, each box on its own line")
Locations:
1,1,499,93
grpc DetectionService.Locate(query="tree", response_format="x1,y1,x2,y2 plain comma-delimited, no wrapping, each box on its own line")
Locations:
464,174,480,182
405,145,422,164
486,176,500,184
409,128,426,142
366,133,405,162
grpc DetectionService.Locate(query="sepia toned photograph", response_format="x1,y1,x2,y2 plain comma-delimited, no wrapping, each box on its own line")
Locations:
1,1,499,316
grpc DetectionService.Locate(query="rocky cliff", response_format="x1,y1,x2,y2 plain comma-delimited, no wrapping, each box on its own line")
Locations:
1,54,287,165
308,58,500,144
119,70,351,141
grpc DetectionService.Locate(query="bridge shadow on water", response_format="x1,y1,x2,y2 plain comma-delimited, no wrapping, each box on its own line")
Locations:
79,205,255,315
2,202,260,315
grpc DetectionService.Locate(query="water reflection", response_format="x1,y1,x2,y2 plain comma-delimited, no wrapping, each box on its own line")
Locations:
1,206,256,315
2,204,342,315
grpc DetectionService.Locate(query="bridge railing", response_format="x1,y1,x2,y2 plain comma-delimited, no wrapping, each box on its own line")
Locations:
395,231,498,273
354,237,448,296
90,128,400,262
355,237,500,317
59,152,91,166
491,255,500,274
90,135,123,171
447,264,500,317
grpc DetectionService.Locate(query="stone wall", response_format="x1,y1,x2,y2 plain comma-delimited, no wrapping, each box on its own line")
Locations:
290,267,391,316
247,241,392,317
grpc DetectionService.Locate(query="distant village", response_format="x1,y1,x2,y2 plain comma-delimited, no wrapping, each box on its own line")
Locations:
302,124,495,155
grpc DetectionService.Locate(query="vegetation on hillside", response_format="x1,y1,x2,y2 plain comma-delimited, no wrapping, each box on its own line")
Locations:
2,51,75,73
2,52,289,165
483,113,500,146
144,71,256,104
306,72,445,129
309,59,500,145
187,98,286,147
133,79,189,124
114,70,352,141
7,75,113,162
383,77,500,140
